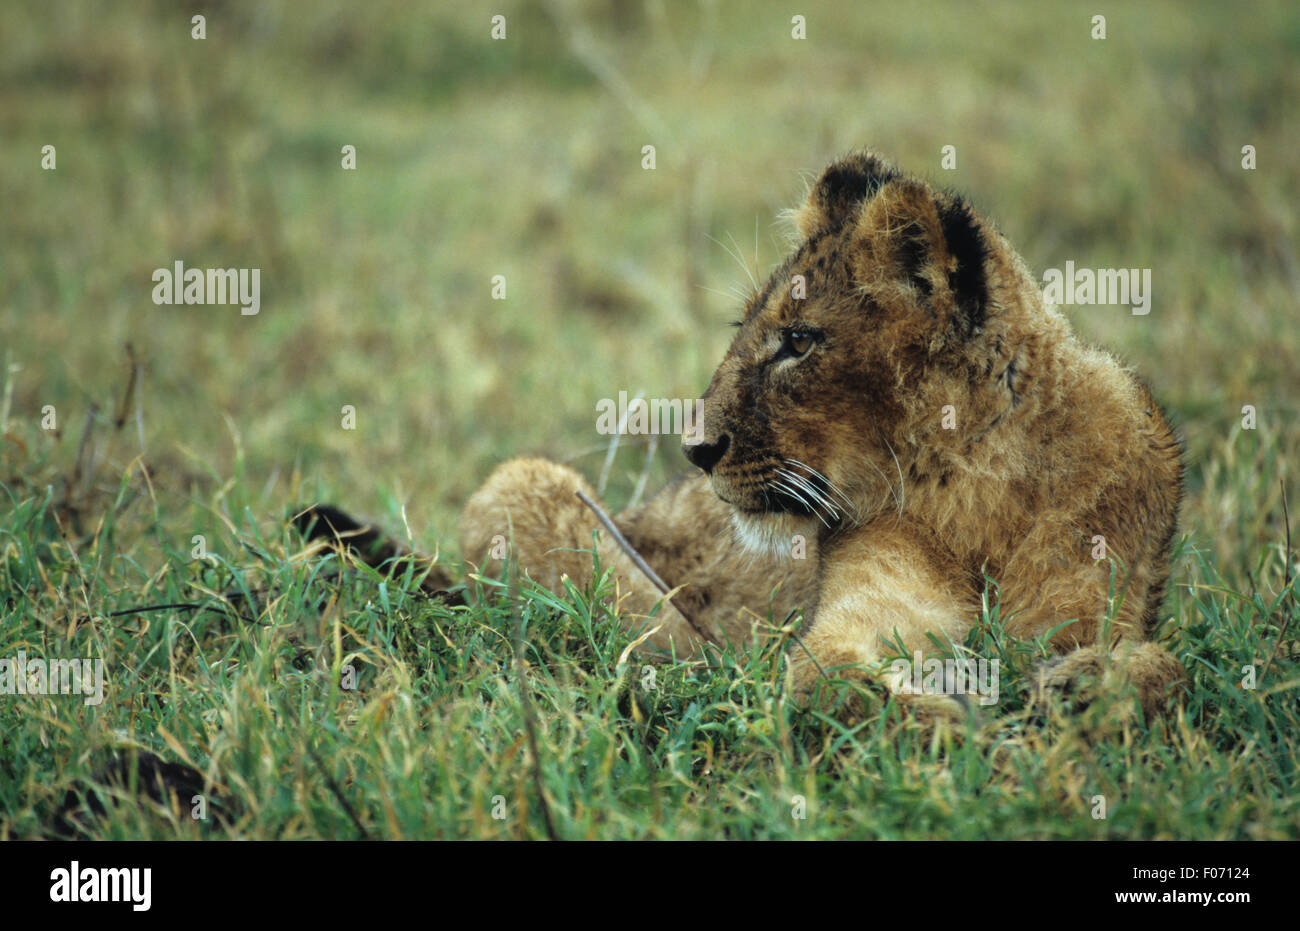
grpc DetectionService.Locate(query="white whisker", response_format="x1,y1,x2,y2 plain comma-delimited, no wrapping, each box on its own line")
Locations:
860,454,901,515
777,468,840,520
705,234,758,297
785,458,857,516
786,473,840,523
725,230,759,291
884,439,906,518
783,459,860,528
770,477,830,528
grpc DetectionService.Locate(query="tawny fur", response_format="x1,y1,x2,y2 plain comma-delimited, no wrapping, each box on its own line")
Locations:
452,151,1184,719
460,459,815,653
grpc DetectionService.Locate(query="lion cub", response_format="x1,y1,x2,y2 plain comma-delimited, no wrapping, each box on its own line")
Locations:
458,152,1184,718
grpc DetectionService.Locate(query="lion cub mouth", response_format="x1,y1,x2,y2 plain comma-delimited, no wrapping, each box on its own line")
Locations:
715,459,852,530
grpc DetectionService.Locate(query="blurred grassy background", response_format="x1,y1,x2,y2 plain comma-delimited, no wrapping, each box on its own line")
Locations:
3,0,1300,844
2,0,1297,574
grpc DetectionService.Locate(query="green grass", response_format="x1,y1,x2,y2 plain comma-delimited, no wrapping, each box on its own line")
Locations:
2,0,1298,839
1,469,1297,839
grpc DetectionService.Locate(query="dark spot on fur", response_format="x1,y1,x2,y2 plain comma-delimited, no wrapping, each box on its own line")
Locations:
938,197,989,340
811,156,901,231
1004,358,1022,405
896,224,933,299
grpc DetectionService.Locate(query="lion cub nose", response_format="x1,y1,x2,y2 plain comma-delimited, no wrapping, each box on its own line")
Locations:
683,434,730,473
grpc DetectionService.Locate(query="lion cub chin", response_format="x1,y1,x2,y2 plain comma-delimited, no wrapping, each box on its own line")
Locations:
729,510,818,561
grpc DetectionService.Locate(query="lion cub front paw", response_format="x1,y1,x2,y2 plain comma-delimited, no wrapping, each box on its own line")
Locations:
1032,649,1106,713
888,662,985,722
791,655,977,723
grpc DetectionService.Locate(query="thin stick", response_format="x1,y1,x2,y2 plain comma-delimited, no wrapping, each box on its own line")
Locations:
108,602,202,617
72,404,98,491
276,693,370,840
1262,480,1295,679
788,630,829,683
575,487,718,647
113,343,140,430
511,609,560,841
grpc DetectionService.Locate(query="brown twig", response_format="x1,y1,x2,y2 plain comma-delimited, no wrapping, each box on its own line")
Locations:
1262,480,1295,679
574,487,718,647
113,343,140,430
275,693,371,840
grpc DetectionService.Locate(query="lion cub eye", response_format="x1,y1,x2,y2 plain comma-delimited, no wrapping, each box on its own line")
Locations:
788,331,815,355
777,329,816,361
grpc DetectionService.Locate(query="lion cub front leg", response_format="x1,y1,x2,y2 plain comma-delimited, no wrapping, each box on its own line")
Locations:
792,525,977,713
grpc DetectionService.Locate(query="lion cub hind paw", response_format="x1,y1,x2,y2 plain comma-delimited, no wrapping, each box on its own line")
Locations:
1033,650,1105,712
1032,644,1184,720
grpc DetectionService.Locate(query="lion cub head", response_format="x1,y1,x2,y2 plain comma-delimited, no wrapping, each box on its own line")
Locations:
684,151,1042,553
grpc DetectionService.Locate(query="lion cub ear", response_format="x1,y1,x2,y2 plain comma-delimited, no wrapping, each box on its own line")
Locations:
852,178,990,344
792,151,900,239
